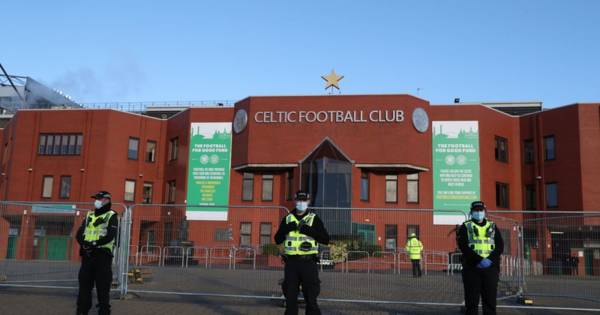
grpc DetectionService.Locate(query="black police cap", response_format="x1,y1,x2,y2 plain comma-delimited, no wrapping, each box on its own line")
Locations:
470,201,486,211
91,191,112,199
294,191,310,201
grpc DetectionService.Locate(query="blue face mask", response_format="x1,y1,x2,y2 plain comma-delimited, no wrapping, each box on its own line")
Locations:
471,211,485,222
94,199,104,209
296,201,308,212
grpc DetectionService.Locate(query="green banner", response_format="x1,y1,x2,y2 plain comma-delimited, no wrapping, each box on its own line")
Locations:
186,122,232,221
32,204,76,214
432,121,480,225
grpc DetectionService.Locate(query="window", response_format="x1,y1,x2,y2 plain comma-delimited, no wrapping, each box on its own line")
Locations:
240,222,251,247
53,135,60,154
45,135,53,154
261,174,273,201
406,173,419,203
496,182,509,208
59,176,71,199
145,141,156,162
143,182,153,204
68,135,76,154
128,137,139,160
168,137,178,161
260,223,272,246
60,135,69,154
524,139,534,164
544,136,555,161
286,171,293,201
42,176,53,198
546,182,558,208
360,172,369,201
215,228,232,241
385,175,398,203
124,180,136,201
38,133,83,156
76,135,83,154
385,224,397,251
166,180,176,203
407,225,420,239
495,136,508,162
38,135,46,154
242,173,254,201
525,184,536,210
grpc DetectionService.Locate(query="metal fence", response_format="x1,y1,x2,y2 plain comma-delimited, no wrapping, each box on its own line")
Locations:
515,211,600,305
0,201,128,293
2,202,600,310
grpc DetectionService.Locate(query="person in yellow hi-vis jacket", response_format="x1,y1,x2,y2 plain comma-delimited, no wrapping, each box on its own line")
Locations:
76,191,118,315
274,191,329,315
458,201,504,315
405,232,423,277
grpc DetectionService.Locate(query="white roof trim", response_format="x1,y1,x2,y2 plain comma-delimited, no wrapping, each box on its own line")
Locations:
355,163,429,172
299,137,355,164
233,163,297,171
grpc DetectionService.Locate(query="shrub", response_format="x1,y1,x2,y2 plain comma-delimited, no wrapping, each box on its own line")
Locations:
328,241,349,263
261,243,281,256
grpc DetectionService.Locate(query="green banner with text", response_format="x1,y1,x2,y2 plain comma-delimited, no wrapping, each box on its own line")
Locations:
432,121,480,225
186,122,232,221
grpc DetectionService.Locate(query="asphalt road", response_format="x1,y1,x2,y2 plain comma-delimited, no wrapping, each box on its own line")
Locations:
1,259,599,314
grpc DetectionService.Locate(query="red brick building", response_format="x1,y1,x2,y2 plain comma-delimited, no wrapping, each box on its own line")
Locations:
0,95,598,271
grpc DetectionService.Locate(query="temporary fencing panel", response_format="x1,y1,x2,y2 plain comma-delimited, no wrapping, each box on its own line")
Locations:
123,204,289,298
516,211,600,306
3,201,600,311
0,201,127,293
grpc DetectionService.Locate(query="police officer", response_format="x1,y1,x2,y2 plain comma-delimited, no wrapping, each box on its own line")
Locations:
274,191,329,315
457,201,504,315
405,232,423,277
76,191,119,315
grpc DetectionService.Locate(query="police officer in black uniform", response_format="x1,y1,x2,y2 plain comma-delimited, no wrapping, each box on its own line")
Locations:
457,201,504,315
275,191,329,315
76,191,119,315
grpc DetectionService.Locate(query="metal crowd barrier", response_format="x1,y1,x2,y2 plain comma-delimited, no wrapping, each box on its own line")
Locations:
233,247,256,270
162,246,185,267
185,246,209,268
138,245,161,266
4,202,600,311
0,201,128,294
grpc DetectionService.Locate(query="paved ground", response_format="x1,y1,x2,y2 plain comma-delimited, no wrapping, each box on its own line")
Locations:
1,260,600,314
1,287,599,315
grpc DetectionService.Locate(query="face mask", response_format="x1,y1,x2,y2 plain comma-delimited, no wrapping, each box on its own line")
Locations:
94,200,104,209
296,201,308,213
471,211,485,222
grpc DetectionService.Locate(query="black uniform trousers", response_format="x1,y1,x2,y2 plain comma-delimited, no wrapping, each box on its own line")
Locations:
462,266,499,315
77,252,113,315
411,259,422,277
283,255,321,315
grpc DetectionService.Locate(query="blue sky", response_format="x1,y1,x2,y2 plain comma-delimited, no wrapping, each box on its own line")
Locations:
3,1,599,107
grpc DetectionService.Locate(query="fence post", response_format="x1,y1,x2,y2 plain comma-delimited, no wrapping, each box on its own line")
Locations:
119,205,133,299
517,223,526,296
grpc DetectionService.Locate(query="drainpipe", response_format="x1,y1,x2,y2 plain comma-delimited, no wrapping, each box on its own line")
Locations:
534,114,548,270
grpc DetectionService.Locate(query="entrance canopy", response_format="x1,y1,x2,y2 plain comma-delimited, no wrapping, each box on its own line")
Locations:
355,163,429,174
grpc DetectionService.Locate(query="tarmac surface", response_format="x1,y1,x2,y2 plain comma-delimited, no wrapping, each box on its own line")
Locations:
1,287,599,315
1,260,600,314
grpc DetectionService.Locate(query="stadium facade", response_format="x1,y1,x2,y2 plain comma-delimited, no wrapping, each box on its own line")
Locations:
0,94,598,273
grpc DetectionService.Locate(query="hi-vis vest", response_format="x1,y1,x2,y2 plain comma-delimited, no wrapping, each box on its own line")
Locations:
405,238,423,260
465,220,496,258
83,210,117,252
284,213,318,255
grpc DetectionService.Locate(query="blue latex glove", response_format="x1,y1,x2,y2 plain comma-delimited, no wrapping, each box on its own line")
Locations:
477,258,492,268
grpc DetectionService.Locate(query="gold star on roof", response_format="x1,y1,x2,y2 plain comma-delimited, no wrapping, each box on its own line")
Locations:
321,69,344,90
